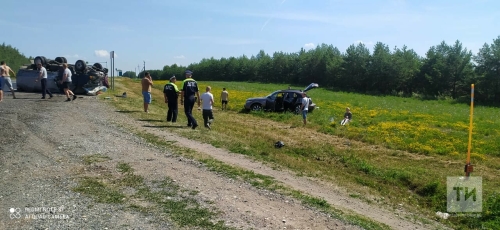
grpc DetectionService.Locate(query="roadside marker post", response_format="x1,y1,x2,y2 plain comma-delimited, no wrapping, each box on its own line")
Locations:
465,84,474,177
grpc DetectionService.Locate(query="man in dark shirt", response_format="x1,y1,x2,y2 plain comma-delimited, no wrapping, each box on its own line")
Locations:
180,70,200,129
163,75,179,123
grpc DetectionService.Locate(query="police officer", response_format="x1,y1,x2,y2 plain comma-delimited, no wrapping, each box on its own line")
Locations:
180,70,200,129
163,75,179,123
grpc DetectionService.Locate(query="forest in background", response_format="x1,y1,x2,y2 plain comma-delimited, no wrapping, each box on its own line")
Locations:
0,43,31,76
3,35,500,105
140,36,500,105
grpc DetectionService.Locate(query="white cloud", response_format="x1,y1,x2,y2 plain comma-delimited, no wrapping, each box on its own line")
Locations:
94,50,109,58
174,55,186,59
304,43,315,50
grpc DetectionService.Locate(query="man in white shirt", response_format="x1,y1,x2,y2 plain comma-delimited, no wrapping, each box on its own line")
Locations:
59,63,76,101
35,63,53,99
300,92,309,125
200,86,215,129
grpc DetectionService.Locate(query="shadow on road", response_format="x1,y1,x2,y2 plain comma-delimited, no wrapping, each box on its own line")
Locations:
143,125,184,128
138,119,164,122
115,110,142,113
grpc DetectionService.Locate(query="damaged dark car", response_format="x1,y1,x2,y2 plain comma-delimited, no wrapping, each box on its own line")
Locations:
244,83,318,114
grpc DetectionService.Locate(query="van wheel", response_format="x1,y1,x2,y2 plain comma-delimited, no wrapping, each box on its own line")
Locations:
75,60,87,72
34,56,46,66
55,57,64,64
93,63,103,70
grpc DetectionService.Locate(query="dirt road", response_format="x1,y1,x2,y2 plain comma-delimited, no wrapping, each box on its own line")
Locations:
0,92,445,229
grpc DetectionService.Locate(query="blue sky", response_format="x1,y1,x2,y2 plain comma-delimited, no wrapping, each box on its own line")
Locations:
2,0,499,75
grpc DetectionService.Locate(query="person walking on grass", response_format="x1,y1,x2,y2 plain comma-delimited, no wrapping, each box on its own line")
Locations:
300,92,309,125
180,70,200,129
59,63,76,102
163,75,179,123
1,61,17,99
141,72,153,113
35,63,53,99
201,86,215,129
220,87,229,110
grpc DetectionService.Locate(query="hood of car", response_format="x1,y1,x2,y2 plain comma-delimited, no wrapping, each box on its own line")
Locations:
246,97,266,101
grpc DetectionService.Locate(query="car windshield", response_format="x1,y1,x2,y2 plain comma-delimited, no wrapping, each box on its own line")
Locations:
266,91,280,100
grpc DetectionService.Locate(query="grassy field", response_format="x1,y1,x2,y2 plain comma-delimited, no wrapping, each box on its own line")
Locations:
101,78,500,230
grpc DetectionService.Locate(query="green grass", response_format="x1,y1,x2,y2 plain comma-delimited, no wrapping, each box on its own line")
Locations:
191,81,500,157
73,177,126,204
74,160,236,229
100,78,500,230
82,154,111,165
115,123,389,230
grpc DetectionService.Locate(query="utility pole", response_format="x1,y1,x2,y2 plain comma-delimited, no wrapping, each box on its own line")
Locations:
143,60,145,72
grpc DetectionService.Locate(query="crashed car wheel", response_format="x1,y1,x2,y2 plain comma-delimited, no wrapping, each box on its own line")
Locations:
250,103,263,111
55,57,65,64
62,57,67,63
93,63,103,70
34,56,47,66
75,60,87,72
294,105,301,114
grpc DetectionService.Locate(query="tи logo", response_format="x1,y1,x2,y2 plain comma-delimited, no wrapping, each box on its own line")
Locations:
9,208,21,219
447,177,483,213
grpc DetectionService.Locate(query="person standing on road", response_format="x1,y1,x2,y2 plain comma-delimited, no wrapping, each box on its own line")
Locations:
180,70,200,129
59,63,76,102
141,72,153,113
35,63,53,99
300,92,309,125
1,61,17,99
163,75,179,123
220,87,229,111
201,86,215,129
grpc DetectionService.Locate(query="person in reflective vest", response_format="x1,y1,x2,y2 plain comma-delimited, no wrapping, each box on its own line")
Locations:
163,75,179,123
180,70,200,129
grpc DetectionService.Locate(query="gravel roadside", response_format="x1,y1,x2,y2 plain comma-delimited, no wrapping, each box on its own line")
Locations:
0,92,359,229
0,94,171,229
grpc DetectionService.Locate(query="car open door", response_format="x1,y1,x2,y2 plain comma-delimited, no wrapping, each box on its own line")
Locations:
304,83,319,92
274,92,286,112
265,91,279,111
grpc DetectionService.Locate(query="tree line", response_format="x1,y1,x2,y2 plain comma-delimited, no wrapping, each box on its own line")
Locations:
141,36,500,105
0,43,31,76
